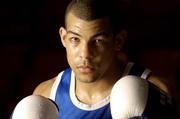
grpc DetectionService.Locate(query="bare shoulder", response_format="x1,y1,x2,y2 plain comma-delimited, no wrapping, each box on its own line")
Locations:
148,75,170,95
33,76,57,98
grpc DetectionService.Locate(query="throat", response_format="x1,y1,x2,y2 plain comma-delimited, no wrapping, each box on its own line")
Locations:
75,89,111,105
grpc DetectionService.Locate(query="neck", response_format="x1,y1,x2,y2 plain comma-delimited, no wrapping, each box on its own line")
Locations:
75,78,113,104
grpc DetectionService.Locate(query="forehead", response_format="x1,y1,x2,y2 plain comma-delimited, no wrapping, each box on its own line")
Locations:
65,12,113,34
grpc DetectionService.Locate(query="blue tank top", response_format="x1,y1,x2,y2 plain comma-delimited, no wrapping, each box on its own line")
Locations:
56,68,112,119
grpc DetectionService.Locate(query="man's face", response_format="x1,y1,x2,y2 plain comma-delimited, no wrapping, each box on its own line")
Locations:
60,12,119,83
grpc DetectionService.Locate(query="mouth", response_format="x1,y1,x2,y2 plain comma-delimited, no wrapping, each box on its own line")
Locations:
77,65,94,73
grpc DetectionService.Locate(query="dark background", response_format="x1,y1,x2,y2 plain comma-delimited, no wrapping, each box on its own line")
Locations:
0,0,179,118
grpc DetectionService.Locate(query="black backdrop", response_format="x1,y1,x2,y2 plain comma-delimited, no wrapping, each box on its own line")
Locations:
0,0,179,118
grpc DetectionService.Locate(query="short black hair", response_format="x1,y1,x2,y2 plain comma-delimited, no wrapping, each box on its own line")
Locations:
64,0,126,34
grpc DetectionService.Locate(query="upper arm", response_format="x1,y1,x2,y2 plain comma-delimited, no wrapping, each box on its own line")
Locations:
147,75,171,95
33,77,57,98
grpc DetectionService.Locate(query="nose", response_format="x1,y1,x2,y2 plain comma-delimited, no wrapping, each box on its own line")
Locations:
79,42,93,60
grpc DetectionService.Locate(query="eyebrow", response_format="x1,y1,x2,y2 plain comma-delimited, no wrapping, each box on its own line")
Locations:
67,30,82,37
92,31,112,38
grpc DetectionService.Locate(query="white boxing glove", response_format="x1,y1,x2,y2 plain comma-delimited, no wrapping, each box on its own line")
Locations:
110,75,149,119
12,95,59,119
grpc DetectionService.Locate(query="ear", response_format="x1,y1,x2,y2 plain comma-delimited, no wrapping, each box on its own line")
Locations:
115,30,127,51
59,27,67,48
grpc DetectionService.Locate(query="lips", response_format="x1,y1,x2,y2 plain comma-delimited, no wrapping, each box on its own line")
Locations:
77,65,94,73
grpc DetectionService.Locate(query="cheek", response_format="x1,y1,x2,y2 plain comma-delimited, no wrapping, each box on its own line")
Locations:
66,46,78,64
95,48,115,68
99,46,115,58
101,48,116,65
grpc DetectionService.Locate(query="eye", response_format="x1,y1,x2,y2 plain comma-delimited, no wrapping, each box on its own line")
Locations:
95,39,103,43
94,39,106,46
69,37,80,43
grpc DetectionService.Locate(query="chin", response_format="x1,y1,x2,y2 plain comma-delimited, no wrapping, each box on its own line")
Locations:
76,75,97,83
